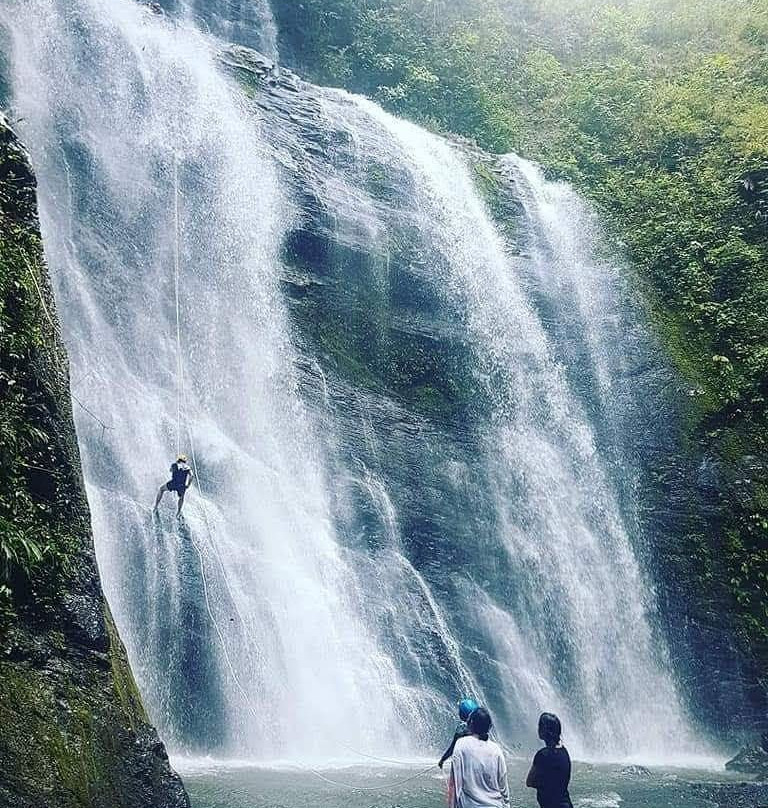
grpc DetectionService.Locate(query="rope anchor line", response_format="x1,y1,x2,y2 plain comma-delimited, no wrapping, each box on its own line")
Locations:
169,152,439,796
170,152,272,734
173,152,183,458
289,762,439,792
170,151,252,699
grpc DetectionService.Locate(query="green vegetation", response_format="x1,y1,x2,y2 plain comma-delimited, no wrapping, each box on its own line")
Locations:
274,0,768,681
0,126,82,610
0,121,186,808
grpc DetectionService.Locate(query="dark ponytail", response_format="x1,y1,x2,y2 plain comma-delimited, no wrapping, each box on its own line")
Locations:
468,707,492,741
538,712,562,748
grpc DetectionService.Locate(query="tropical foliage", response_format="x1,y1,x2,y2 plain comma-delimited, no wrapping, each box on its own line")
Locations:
275,0,768,675
0,129,79,608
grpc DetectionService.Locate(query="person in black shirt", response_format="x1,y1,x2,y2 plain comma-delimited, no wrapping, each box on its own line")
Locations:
439,698,478,769
154,454,193,516
526,713,573,808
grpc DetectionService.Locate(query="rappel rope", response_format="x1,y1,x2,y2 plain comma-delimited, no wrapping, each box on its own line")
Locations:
169,155,440,795
173,154,183,459
185,420,256,639
339,743,420,766
170,153,257,712
170,151,252,632
287,762,439,792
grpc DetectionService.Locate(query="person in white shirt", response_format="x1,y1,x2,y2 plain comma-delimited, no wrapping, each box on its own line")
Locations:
450,707,509,808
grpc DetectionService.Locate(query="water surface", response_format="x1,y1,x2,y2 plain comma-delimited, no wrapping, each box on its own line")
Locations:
183,759,741,808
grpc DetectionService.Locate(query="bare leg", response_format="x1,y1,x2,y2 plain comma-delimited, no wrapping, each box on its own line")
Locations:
176,488,186,516
154,485,166,511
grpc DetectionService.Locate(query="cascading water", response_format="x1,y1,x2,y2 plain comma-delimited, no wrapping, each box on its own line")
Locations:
187,0,278,60
1,0,712,766
273,90,704,761
2,0,416,759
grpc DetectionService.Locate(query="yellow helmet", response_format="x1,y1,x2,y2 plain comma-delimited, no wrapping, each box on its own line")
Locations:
177,454,188,463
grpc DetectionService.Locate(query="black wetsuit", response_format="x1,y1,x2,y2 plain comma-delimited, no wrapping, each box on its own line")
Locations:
532,746,573,808
439,721,470,767
166,462,191,495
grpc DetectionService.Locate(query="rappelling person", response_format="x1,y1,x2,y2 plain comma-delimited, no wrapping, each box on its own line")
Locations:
439,698,479,769
154,454,193,516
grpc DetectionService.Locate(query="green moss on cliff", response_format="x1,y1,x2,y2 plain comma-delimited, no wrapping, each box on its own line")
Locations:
0,120,188,808
0,128,79,604
0,648,157,808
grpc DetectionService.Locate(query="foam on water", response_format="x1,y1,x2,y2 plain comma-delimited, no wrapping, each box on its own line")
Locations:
576,795,623,808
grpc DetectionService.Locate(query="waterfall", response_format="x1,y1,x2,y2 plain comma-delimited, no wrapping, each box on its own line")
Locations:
297,92,702,761
2,0,710,765
2,0,415,759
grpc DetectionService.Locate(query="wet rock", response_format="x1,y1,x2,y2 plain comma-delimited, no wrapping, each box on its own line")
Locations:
618,765,652,777
726,743,768,778
691,781,768,807
139,0,163,14
219,45,277,80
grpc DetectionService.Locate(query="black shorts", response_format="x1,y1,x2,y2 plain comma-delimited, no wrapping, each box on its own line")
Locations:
165,482,186,497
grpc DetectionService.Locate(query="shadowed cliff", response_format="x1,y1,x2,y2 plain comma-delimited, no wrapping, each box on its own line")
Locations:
0,118,189,808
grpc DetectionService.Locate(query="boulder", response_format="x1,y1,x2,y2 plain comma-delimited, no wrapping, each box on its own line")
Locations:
618,765,652,778
725,744,768,779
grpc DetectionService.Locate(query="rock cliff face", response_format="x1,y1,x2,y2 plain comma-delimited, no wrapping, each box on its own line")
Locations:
0,120,188,808
643,420,768,743
229,48,767,747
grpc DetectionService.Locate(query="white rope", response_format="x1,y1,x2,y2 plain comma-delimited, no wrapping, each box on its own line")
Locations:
183,426,264,712
183,419,259,651
339,742,417,766
182,435,438,794
170,161,254,637
288,762,438,792
173,153,183,459
186,523,261,716
168,155,437,795
180,468,438,793
180,429,438,796
170,152,259,716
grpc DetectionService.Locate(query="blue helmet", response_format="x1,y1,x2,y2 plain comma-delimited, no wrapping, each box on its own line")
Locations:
458,698,479,721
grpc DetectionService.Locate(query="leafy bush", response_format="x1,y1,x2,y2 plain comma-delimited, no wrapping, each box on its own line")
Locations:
0,127,80,610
